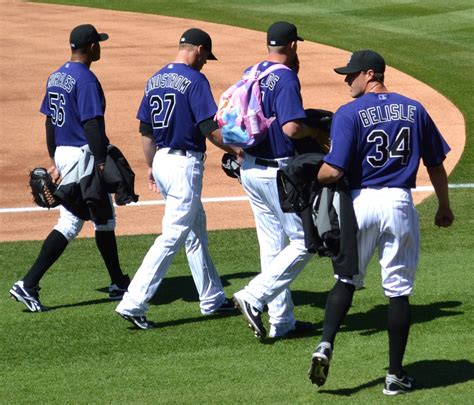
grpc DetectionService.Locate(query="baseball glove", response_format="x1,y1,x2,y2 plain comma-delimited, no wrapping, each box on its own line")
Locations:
294,109,333,154
221,153,241,183
29,167,59,208
305,109,333,133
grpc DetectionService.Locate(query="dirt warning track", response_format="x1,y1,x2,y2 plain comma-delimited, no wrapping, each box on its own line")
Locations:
0,0,465,241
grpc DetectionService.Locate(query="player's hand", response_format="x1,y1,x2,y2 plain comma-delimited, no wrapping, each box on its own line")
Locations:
434,206,454,228
47,165,61,184
147,168,158,193
235,148,245,163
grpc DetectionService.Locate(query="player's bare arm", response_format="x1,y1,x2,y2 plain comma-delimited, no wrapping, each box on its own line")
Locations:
141,133,157,193
283,120,330,153
427,163,454,227
206,128,242,156
317,162,344,184
282,120,318,139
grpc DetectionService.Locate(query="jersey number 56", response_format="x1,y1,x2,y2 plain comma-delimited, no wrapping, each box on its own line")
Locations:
48,92,66,127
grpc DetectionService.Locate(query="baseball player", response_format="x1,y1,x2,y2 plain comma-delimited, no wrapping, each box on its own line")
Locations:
308,50,454,395
115,28,238,329
9,24,131,312
232,22,323,339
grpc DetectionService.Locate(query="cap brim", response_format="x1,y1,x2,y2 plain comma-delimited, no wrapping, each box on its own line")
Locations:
208,52,217,61
297,35,304,41
98,33,109,42
334,66,359,74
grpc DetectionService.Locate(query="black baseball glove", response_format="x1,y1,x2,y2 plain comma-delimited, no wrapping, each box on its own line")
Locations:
221,153,241,183
29,167,59,208
305,108,333,133
294,109,333,155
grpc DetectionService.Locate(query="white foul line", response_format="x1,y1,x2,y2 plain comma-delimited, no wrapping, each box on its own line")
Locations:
0,196,249,213
1,184,473,214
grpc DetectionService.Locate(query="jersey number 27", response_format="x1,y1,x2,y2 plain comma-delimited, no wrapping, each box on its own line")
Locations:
150,93,176,129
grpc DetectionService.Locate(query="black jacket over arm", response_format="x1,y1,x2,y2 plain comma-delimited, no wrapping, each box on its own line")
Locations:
277,153,358,278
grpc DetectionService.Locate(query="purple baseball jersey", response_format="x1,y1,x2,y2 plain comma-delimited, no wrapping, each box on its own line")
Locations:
40,62,106,147
245,61,307,159
137,63,217,153
325,92,450,189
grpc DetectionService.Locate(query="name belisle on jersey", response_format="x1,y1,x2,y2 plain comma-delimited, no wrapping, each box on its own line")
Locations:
358,101,416,128
145,65,192,96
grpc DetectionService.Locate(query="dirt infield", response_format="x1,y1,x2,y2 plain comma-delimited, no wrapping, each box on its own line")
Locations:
0,0,465,242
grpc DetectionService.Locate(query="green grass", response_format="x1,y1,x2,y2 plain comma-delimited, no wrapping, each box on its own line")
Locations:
3,0,474,403
1,223,473,403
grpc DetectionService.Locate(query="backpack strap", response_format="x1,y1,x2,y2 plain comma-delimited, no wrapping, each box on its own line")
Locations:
244,62,291,81
257,63,291,80
221,79,245,99
244,63,292,113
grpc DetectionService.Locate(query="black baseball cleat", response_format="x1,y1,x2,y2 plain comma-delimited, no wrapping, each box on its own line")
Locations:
108,274,130,300
232,294,266,339
269,320,315,339
10,281,45,312
308,342,332,387
117,312,155,330
208,297,238,314
383,373,415,395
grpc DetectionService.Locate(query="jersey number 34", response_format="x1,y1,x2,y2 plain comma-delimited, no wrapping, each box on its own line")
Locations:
367,127,410,168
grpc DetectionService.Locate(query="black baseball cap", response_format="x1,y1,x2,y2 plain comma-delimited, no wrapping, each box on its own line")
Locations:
267,21,304,46
179,28,217,60
70,24,109,49
334,49,386,74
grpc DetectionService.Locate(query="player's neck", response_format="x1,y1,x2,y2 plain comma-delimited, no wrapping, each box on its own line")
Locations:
174,50,194,66
70,54,92,68
366,81,388,94
266,53,288,66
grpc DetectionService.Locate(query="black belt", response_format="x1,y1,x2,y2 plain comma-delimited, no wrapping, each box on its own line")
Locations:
255,158,279,168
167,148,205,161
168,148,187,156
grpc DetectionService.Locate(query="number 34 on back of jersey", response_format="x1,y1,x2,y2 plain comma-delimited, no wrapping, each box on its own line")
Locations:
367,127,410,168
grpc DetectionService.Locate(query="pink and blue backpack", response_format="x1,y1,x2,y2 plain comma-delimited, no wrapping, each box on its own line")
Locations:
215,63,290,147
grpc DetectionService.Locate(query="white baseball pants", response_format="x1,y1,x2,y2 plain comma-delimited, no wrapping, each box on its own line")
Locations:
337,187,420,297
236,154,313,333
54,146,115,241
117,148,225,316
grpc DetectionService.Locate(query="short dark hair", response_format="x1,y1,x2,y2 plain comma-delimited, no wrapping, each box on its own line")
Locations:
373,72,385,83
71,46,89,55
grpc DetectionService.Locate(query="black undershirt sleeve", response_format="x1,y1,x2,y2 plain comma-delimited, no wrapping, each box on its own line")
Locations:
45,116,56,158
139,121,154,138
199,117,219,137
83,117,108,165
